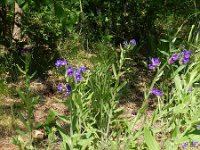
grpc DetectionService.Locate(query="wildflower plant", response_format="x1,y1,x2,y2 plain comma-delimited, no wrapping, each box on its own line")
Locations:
12,51,40,149
141,25,200,150
53,60,96,149
47,39,137,149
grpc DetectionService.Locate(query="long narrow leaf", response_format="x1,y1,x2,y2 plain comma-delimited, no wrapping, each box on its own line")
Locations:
144,127,160,150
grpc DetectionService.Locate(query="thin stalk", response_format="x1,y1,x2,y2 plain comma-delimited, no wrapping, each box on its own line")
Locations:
126,62,168,147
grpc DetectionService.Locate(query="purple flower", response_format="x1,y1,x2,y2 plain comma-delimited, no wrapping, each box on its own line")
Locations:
179,51,184,58
57,85,64,91
130,39,136,46
151,58,160,66
80,66,87,73
20,49,25,54
183,58,189,64
169,54,179,64
182,50,191,64
196,125,200,129
179,50,191,64
66,85,72,91
148,64,154,70
182,142,188,149
67,66,73,76
187,87,192,92
123,41,128,47
151,88,163,96
61,60,67,66
65,85,72,95
148,58,161,70
75,75,82,82
55,60,61,67
65,90,71,95
20,49,31,54
191,141,198,147
55,60,67,68
184,50,190,59
74,69,80,76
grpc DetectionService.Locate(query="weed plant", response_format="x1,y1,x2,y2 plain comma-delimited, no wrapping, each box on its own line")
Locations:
12,51,40,149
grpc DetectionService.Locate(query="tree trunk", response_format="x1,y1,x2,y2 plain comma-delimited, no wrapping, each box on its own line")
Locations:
12,1,22,42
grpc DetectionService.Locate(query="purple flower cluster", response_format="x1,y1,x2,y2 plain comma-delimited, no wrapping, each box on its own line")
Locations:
67,66,73,76
55,59,87,96
20,49,31,54
66,66,87,82
182,50,190,64
196,124,200,129
169,50,191,65
148,58,161,70
182,141,198,149
123,38,137,47
169,54,179,64
191,141,198,147
182,142,188,149
57,84,72,95
55,60,67,68
151,88,163,96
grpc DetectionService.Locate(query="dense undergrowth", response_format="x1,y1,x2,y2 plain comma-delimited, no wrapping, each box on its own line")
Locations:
0,1,200,150
0,25,199,149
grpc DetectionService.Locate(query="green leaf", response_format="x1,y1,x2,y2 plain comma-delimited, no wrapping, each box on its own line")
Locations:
54,2,65,18
188,25,195,42
172,65,185,78
18,112,27,126
160,39,169,43
86,92,94,100
32,96,40,105
174,75,182,91
116,81,127,92
5,0,15,5
112,64,117,79
58,128,72,150
171,126,178,138
17,90,26,103
159,50,169,56
164,140,177,150
16,64,26,75
173,103,187,114
45,109,58,125
144,127,160,150
78,137,94,150
57,115,70,124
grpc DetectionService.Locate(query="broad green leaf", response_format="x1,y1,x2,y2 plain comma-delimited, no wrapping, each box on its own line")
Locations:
174,75,182,91
173,103,187,114
78,137,94,150
144,127,160,150
59,130,72,150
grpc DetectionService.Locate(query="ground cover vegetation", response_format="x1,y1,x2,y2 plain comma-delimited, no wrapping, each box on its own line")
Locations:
0,0,200,149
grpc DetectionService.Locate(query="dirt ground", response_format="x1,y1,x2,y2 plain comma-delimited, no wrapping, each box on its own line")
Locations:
0,58,163,150
0,72,148,150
